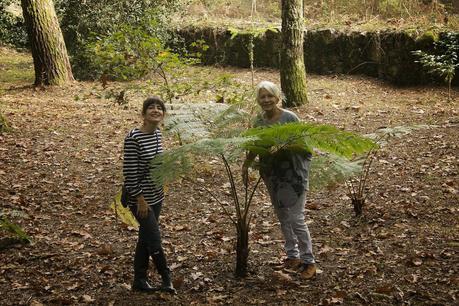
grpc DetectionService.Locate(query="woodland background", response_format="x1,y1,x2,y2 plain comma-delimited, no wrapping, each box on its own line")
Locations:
0,0,458,305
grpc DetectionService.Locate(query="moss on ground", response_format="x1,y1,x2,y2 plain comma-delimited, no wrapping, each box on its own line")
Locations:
0,48,34,86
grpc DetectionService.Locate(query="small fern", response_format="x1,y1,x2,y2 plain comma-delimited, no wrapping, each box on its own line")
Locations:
347,124,433,216
0,112,10,133
0,216,31,243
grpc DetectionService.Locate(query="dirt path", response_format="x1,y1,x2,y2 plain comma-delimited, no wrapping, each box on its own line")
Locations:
1,52,458,305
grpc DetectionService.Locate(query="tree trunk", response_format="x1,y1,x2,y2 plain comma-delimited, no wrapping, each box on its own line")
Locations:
235,221,249,277
280,0,308,107
21,0,74,86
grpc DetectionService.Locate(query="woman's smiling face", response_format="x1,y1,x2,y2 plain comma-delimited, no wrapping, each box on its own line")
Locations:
257,88,279,112
143,103,164,124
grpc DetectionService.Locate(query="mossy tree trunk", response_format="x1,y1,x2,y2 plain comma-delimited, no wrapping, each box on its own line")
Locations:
280,0,308,107
21,0,74,86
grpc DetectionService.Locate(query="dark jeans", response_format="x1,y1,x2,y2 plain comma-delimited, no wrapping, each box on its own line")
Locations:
130,203,168,280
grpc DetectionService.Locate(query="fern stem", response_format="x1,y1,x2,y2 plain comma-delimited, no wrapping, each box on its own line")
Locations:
359,134,385,197
243,176,262,223
221,154,242,221
345,180,357,200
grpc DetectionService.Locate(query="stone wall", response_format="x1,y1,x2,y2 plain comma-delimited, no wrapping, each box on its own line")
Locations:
174,26,458,86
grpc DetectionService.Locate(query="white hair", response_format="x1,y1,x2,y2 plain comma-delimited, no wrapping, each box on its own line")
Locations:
256,81,283,102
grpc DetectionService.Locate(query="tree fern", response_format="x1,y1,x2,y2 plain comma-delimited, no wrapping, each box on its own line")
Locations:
346,124,433,215
153,122,375,189
153,106,375,277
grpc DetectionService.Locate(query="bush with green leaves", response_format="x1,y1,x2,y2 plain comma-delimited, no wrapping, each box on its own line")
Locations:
84,22,206,104
412,33,459,101
0,0,27,48
54,0,190,79
55,0,187,51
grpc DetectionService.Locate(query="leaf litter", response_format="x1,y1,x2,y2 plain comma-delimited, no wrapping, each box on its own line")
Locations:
0,54,458,304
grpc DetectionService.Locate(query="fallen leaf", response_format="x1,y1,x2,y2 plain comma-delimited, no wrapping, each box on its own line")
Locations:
318,245,334,254
272,270,294,285
173,275,184,289
81,295,95,303
191,271,203,280
375,285,394,295
97,243,113,256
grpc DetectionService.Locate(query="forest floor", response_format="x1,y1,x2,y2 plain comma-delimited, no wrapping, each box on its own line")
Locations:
0,48,458,305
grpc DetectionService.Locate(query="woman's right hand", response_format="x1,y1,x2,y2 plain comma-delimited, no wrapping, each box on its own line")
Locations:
136,196,150,219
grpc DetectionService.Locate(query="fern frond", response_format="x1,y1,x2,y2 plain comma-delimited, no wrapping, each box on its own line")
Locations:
165,102,254,142
243,122,376,159
309,154,363,190
164,102,230,143
211,103,253,138
364,124,433,145
151,136,252,185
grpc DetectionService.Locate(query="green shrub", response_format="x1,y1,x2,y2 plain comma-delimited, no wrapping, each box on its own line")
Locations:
83,17,201,86
0,0,27,48
54,0,189,79
412,32,459,101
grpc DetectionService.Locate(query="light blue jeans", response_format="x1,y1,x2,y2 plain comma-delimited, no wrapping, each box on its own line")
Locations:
272,192,315,264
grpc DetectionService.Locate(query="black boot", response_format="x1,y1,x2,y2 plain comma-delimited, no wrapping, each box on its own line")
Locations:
159,268,176,294
151,249,177,294
132,241,154,292
132,278,155,292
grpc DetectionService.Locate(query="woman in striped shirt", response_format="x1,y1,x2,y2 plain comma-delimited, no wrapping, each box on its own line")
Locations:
123,96,175,293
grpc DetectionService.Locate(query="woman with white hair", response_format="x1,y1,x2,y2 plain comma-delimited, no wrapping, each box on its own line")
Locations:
242,81,316,279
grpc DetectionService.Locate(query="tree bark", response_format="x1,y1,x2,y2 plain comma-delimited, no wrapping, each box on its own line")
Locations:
21,0,74,86
280,0,308,107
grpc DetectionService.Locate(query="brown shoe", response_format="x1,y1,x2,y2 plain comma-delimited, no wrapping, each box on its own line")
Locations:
299,263,317,279
283,258,303,269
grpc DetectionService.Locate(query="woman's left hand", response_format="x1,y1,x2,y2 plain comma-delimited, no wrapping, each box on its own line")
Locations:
136,196,151,219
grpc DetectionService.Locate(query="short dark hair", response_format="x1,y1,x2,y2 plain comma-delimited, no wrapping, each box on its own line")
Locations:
142,96,166,115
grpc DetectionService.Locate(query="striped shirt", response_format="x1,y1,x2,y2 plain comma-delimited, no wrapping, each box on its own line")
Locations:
123,128,164,206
